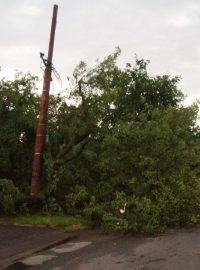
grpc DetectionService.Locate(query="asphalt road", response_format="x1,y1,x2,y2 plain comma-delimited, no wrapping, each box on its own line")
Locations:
3,227,200,270
0,225,70,267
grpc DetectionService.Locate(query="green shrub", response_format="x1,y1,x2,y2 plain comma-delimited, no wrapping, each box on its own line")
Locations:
0,179,22,215
17,202,29,215
102,212,129,232
42,196,63,215
84,203,106,227
65,185,90,215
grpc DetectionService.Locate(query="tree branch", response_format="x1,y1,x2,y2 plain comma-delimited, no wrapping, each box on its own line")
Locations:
56,128,93,160
65,137,92,163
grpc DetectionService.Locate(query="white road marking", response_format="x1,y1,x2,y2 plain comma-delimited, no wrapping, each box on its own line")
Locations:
52,241,91,253
21,255,57,265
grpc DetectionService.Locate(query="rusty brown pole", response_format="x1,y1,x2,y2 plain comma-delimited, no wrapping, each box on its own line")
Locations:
30,5,58,196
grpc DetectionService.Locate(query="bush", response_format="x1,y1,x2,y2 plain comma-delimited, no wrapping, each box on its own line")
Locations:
84,203,106,228
42,196,63,215
65,185,90,215
102,213,129,232
0,179,22,215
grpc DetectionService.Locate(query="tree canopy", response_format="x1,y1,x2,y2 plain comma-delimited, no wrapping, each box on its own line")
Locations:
1,49,200,233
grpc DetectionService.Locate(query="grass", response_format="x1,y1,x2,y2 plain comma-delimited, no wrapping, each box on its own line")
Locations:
0,215,90,230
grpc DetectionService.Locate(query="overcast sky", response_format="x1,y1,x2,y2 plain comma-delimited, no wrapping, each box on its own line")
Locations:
1,0,200,104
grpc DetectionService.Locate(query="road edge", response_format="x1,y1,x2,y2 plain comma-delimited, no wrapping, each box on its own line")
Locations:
0,234,76,268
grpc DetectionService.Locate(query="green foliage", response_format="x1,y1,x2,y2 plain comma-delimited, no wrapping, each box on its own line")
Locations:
0,179,22,215
84,203,106,228
65,185,90,215
17,202,29,215
43,154,60,195
102,213,129,232
42,196,63,215
1,50,200,234
0,73,39,192
93,105,200,233
43,50,200,233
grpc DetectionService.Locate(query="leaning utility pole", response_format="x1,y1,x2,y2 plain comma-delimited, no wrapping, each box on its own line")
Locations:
30,5,58,196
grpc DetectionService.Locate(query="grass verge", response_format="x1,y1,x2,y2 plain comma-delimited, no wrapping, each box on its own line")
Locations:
0,215,90,230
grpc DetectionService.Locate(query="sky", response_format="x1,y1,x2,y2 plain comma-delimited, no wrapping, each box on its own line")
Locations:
0,0,200,104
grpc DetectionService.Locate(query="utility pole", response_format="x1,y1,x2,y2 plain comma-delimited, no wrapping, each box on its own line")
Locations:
30,5,58,196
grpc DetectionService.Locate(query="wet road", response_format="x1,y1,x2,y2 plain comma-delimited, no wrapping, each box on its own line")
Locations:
3,227,200,270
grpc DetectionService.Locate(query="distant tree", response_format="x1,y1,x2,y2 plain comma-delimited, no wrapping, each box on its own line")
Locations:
0,73,39,191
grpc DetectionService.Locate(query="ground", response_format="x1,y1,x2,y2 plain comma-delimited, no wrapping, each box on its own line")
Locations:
1,225,200,270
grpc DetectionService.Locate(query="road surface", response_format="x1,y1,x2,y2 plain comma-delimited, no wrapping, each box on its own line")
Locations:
3,227,200,270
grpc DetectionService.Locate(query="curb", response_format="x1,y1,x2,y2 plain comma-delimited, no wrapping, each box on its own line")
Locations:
0,234,76,268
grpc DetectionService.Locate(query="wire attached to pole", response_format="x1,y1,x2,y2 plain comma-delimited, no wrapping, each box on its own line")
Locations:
40,52,62,87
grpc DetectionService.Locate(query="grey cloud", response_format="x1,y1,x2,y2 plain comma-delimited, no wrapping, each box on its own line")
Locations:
0,0,200,104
